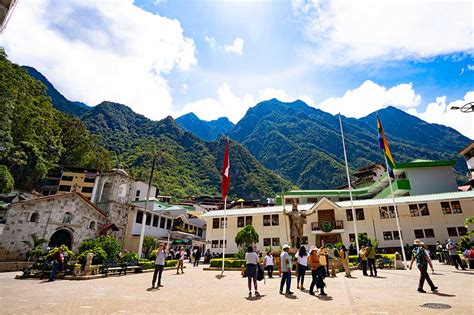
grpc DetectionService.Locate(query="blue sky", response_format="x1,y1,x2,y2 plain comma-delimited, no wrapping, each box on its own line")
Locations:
1,0,473,137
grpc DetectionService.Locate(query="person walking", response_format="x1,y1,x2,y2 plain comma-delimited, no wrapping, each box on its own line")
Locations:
446,239,466,270
366,241,377,277
409,239,438,293
308,246,320,295
435,241,444,263
359,245,368,276
152,243,166,288
296,246,308,290
194,247,201,267
49,247,64,282
264,251,274,278
340,245,351,277
319,245,330,277
245,246,261,298
279,244,293,295
176,246,185,274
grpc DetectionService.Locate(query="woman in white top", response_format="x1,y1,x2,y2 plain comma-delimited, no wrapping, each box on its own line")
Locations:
264,251,274,278
245,246,261,298
296,246,308,290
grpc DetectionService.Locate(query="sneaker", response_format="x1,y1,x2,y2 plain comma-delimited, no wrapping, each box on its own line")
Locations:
255,291,261,297
431,287,438,292
248,291,252,298
279,290,284,295
417,289,426,293
319,292,327,296
286,290,294,295
151,285,155,289
309,291,315,296
301,286,305,290
158,284,164,287
297,285,300,289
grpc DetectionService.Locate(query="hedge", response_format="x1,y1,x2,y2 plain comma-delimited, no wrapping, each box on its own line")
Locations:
349,254,396,265
139,259,178,270
210,258,245,268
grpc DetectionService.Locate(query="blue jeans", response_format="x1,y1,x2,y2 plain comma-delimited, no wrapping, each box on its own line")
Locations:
49,261,59,281
297,264,307,285
280,271,291,292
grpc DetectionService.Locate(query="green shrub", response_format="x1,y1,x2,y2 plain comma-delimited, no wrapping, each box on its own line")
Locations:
233,248,246,260
231,260,245,268
148,249,158,261
78,246,107,265
165,260,178,268
348,255,359,265
209,258,245,268
46,245,75,261
78,239,98,255
139,260,155,270
97,236,120,260
121,251,139,263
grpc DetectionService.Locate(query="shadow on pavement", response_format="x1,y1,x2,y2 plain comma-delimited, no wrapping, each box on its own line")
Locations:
146,287,158,292
433,292,456,297
245,295,265,301
374,276,387,279
215,274,225,280
317,295,333,301
284,294,297,300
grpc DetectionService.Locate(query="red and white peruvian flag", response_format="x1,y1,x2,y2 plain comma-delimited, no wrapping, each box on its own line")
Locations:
221,141,230,200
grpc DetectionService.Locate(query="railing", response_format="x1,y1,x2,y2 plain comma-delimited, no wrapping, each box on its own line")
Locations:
311,220,344,231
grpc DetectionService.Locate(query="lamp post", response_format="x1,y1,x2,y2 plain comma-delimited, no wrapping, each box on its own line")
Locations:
450,101,474,113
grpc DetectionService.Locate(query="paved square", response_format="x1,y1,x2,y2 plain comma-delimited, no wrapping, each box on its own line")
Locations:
0,262,472,314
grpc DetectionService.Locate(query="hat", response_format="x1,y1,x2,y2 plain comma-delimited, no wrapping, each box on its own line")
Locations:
310,246,318,252
282,244,290,250
413,239,424,246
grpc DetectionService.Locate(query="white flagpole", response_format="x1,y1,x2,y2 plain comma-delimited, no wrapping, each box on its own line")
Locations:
383,155,407,268
221,196,227,275
338,114,360,254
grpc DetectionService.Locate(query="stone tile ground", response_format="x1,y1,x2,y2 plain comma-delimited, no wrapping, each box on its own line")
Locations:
0,261,472,314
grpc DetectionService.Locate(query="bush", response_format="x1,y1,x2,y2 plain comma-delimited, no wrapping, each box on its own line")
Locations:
148,249,158,261
233,248,246,260
0,165,14,194
97,236,120,260
78,239,98,255
209,258,245,269
121,251,139,263
78,246,107,265
46,245,75,261
139,259,155,270
165,260,178,268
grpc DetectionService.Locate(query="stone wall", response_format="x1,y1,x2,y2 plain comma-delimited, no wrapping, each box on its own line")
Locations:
0,193,106,261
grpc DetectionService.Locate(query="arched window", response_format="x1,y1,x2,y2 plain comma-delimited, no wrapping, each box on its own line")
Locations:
100,182,112,203
30,212,39,223
89,221,96,230
62,212,72,224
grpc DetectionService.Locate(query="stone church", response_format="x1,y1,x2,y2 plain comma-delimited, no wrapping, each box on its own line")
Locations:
0,168,135,261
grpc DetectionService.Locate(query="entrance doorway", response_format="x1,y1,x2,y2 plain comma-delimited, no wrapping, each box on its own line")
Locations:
316,234,341,248
49,229,73,249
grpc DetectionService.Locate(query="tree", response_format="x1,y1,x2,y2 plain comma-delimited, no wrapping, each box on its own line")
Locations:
358,233,379,248
143,235,157,259
235,225,259,248
0,165,14,193
21,233,48,261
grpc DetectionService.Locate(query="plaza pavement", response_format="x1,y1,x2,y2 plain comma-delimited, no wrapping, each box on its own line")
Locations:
0,261,472,314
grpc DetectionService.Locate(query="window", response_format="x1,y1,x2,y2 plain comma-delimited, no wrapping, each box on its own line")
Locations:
263,215,271,226
89,221,96,230
447,227,458,237
58,185,71,192
308,198,318,203
159,217,166,229
62,212,72,224
441,202,452,214
220,218,227,229
245,216,253,226
213,218,220,229
301,236,308,245
379,206,396,219
414,229,424,239
145,213,151,225
152,215,159,227
424,229,435,238
419,204,429,216
263,238,271,246
451,201,462,213
136,211,143,224
81,187,93,193
458,226,468,236
166,219,172,230
409,204,419,217
219,240,227,248
392,231,401,240
136,190,140,197
285,198,298,205
272,237,280,247
61,176,73,181
383,231,393,240
272,214,279,226
212,240,219,248
84,177,96,183
346,209,354,221
355,208,365,220
30,212,39,223
184,224,189,230
198,228,203,237
237,216,245,228
349,233,356,243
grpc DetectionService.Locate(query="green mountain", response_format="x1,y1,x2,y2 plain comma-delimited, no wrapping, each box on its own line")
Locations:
176,112,234,141
229,99,470,189
80,102,293,199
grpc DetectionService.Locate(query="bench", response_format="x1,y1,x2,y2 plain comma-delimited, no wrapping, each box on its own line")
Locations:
376,258,393,269
102,261,143,277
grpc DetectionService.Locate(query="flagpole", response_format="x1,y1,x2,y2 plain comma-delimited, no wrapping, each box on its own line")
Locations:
383,155,407,268
338,114,359,253
221,196,227,275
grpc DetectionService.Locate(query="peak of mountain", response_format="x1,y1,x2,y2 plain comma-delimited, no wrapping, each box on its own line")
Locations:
176,112,235,141
22,66,90,117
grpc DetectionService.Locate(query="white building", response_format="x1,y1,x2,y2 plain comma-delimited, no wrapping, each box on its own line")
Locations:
202,191,474,254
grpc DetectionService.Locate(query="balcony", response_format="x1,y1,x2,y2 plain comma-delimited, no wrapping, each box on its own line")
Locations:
311,220,344,234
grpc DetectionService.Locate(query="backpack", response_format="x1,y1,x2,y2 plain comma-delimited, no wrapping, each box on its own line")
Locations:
333,249,340,258
175,252,181,260
257,263,264,281
413,247,427,267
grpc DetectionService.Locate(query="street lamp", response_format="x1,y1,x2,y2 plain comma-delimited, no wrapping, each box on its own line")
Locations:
450,101,474,113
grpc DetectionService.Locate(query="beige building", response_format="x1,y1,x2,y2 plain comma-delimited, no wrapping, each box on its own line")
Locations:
39,167,99,200
203,191,474,254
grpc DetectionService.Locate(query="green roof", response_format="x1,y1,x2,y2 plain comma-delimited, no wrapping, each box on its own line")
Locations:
394,160,456,169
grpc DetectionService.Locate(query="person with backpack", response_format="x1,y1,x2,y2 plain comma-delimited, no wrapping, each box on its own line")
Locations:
245,246,261,298
366,241,377,277
194,247,201,267
176,247,185,274
409,239,438,293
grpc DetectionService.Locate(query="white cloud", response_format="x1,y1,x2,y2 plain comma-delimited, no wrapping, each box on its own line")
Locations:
317,80,421,118
0,0,196,120
407,93,474,139
468,65,474,71
292,0,474,65
204,35,217,49
224,37,244,55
